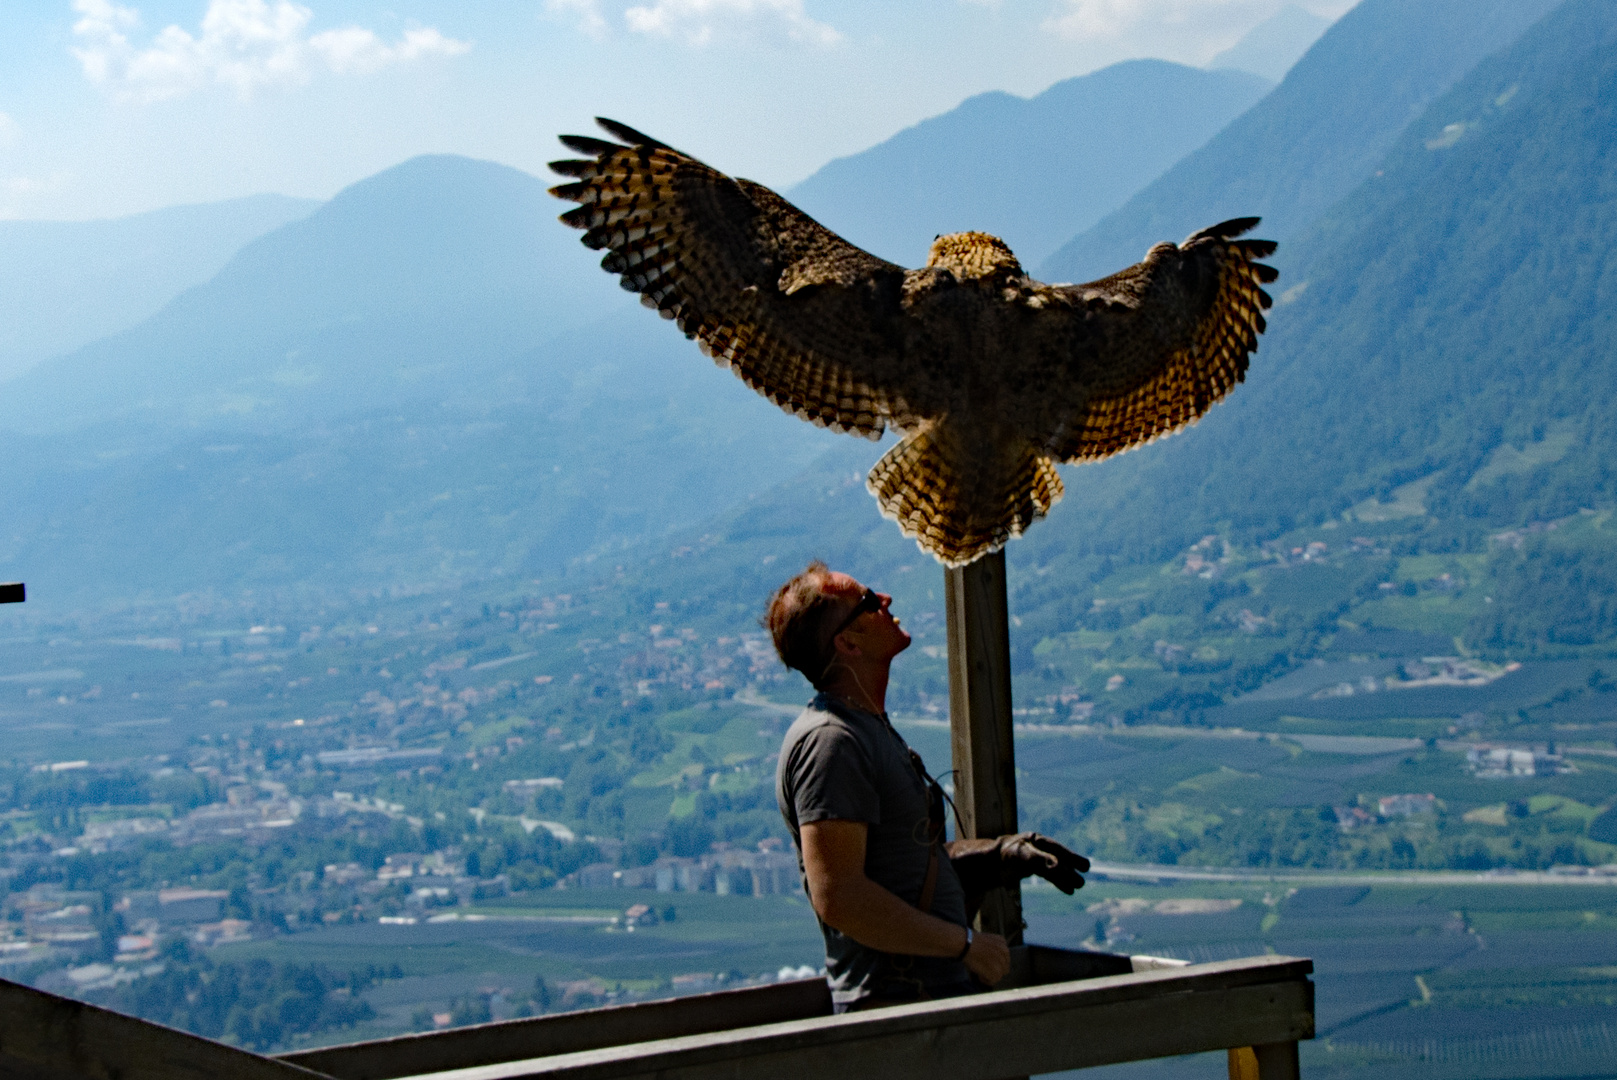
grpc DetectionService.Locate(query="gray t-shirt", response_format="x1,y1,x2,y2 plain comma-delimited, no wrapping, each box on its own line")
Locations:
776,692,970,1006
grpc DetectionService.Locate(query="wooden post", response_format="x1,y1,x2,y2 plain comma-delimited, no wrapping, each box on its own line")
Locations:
1252,1041,1302,1080
945,548,1022,944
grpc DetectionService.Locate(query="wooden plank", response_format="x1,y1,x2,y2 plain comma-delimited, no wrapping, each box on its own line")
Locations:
391,956,1314,1080
944,550,1022,943
295,945,1132,1078
297,945,1135,1078
0,976,328,1080
282,977,831,1080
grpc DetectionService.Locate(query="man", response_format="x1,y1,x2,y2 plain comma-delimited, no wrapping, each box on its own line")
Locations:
768,562,1089,1012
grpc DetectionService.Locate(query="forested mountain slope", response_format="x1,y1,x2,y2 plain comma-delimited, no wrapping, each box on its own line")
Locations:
1036,0,1617,564
1039,0,1565,284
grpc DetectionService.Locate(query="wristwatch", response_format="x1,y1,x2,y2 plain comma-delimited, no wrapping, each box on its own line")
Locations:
954,926,973,961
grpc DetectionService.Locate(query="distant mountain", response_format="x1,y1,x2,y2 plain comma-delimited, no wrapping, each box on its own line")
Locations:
0,154,843,602
786,60,1271,271
1208,4,1332,83
0,194,317,382
1040,0,1565,283
0,156,629,436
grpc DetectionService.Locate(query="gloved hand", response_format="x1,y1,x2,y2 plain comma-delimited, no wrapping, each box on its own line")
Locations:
947,833,1089,918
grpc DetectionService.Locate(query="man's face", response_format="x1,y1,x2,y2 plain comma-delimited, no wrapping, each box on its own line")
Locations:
823,572,911,663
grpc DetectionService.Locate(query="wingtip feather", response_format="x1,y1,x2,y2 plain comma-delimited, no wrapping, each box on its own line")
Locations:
595,117,665,149
1186,216,1261,244
559,134,621,157
548,158,597,178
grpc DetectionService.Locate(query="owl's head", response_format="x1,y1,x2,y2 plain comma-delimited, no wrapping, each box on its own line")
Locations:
926,232,1023,281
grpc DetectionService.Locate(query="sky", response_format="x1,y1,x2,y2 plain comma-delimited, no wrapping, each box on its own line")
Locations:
0,0,1355,221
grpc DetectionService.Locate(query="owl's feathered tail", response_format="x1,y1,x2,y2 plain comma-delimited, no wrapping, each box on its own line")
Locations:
867,425,1064,568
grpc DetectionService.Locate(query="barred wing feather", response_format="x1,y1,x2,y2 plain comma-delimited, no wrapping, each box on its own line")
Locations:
549,119,922,438
1047,218,1278,462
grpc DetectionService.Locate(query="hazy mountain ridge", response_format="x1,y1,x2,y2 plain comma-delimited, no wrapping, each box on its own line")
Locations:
0,194,318,383
0,157,848,601
0,157,627,437
1039,0,1567,284
787,60,1271,271
1207,4,1332,83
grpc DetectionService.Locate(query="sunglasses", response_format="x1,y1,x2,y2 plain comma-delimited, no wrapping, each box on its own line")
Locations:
826,587,883,643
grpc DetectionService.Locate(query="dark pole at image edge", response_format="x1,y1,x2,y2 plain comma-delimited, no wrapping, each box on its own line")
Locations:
0,583,24,604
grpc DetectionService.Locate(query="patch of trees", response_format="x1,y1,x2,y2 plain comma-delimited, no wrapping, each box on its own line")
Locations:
87,940,402,1051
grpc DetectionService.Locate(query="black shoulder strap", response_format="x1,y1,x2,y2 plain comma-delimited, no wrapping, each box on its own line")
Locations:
907,747,945,914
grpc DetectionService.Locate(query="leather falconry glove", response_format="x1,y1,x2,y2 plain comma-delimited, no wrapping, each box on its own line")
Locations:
946,833,1090,920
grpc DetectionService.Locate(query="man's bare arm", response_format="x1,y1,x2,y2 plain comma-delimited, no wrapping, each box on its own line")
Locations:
801,818,1010,986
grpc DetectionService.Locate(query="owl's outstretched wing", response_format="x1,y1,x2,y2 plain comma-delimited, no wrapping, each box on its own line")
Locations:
549,118,923,439
1036,218,1277,462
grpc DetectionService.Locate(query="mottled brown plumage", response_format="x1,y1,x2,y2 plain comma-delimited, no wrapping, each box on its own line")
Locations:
549,118,1278,567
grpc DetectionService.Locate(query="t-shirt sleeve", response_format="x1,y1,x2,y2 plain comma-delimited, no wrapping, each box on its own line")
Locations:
786,723,881,827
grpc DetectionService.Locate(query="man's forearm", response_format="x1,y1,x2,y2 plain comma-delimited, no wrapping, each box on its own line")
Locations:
816,872,968,957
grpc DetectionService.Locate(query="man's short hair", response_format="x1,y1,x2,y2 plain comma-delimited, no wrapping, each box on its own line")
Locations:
764,560,846,686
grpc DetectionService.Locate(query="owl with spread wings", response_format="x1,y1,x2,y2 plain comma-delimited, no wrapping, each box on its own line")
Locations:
549,119,1277,567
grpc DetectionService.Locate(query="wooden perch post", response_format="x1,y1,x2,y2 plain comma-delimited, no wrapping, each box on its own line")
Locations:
944,549,1022,944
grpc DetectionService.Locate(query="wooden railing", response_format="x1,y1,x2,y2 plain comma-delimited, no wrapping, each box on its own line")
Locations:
0,947,1311,1080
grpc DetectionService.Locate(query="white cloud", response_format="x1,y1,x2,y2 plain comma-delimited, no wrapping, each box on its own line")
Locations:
0,171,76,219
622,0,841,46
545,0,610,39
545,0,841,46
70,0,470,103
1043,0,1277,42
4,174,71,197
309,26,472,75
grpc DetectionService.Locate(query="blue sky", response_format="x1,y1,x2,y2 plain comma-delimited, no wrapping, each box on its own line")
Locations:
0,0,1352,220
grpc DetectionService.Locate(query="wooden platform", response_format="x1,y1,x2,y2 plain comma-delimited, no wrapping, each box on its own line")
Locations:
0,947,1311,1080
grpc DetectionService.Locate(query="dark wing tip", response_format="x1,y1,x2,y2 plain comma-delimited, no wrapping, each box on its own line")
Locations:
595,117,665,149
1187,216,1262,244
548,180,590,202
548,158,597,178
559,133,622,157
1215,216,1261,237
